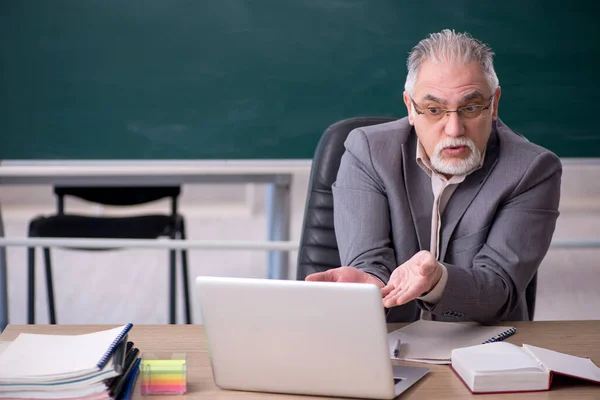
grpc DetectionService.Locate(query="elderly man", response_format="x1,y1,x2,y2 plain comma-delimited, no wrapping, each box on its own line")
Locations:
306,29,562,323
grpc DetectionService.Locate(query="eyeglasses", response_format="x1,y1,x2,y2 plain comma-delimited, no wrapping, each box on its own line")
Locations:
410,94,494,121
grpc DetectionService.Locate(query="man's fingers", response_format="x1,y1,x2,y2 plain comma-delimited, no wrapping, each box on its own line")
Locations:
305,269,337,282
386,283,404,299
411,250,430,264
391,286,423,306
381,284,394,297
382,284,405,305
383,286,421,308
383,280,432,307
420,261,438,276
306,266,390,286
383,287,407,307
411,251,437,276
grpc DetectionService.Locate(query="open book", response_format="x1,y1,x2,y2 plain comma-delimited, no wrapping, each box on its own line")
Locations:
388,320,516,364
451,342,600,393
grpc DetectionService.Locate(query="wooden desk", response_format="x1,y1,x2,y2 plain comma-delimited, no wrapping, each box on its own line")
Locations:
1,321,599,399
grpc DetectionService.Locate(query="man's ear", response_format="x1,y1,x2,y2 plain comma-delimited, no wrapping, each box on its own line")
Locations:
492,87,501,121
403,91,415,125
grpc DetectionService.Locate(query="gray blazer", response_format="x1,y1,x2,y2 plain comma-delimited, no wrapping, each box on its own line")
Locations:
332,117,562,323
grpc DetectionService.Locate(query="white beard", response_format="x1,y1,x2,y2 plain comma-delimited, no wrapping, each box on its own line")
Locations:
431,137,482,176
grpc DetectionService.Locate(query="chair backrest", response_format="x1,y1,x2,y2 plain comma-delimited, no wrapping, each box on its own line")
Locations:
296,117,397,280
525,274,537,320
296,117,537,321
54,186,181,215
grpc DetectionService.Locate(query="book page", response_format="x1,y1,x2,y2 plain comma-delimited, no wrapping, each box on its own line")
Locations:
524,344,600,383
0,325,129,380
452,342,545,373
0,342,11,356
388,320,516,363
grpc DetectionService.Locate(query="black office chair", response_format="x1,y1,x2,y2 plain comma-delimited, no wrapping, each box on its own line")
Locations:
525,275,537,321
296,117,538,321
27,186,191,325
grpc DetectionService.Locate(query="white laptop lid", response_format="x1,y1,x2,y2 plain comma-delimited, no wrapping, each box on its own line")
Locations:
195,276,428,399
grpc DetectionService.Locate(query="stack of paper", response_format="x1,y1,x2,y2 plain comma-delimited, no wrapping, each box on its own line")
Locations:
0,324,133,400
388,320,517,364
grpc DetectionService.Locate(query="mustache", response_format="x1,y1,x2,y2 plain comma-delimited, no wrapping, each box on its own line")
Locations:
434,137,477,153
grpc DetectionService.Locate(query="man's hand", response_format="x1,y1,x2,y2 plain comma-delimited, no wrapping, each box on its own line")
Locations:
305,266,384,288
381,251,442,307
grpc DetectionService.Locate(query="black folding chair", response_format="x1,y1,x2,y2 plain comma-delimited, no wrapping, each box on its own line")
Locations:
27,186,191,324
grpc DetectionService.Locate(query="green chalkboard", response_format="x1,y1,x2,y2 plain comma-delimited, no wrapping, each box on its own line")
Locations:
1,0,599,159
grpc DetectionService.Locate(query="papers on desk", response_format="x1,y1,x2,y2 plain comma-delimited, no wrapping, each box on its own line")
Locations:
0,341,10,356
388,320,517,364
0,324,139,399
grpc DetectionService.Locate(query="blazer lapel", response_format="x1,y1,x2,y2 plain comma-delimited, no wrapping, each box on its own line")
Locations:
438,126,500,260
402,131,434,251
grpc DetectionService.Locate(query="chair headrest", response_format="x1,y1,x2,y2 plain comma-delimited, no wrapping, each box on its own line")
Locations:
309,117,397,191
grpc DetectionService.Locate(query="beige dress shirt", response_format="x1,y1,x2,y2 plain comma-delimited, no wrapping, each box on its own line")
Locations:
415,140,485,306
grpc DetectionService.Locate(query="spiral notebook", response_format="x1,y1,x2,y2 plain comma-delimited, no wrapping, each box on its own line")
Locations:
0,323,132,384
388,320,516,365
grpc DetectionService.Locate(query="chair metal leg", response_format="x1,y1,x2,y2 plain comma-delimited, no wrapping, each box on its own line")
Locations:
43,248,57,324
27,247,35,324
169,249,177,324
181,251,191,324
179,218,192,324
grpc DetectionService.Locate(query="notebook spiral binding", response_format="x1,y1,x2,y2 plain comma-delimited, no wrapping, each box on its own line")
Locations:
96,323,134,370
482,327,517,344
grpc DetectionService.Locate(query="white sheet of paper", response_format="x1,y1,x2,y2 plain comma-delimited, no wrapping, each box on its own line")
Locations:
388,320,516,364
0,325,128,380
524,344,600,383
452,342,544,373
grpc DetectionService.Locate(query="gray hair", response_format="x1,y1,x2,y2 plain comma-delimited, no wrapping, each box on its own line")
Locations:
404,29,499,96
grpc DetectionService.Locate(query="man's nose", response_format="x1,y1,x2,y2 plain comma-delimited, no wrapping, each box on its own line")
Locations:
443,111,465,137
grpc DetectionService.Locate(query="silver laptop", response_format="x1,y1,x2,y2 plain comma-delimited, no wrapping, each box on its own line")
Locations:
195,276,429,399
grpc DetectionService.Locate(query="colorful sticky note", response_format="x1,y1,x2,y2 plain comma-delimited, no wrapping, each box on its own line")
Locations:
140,353,187,395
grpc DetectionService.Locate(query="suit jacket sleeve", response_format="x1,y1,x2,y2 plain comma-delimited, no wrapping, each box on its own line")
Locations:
418,151,562,322
332,129,396,283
